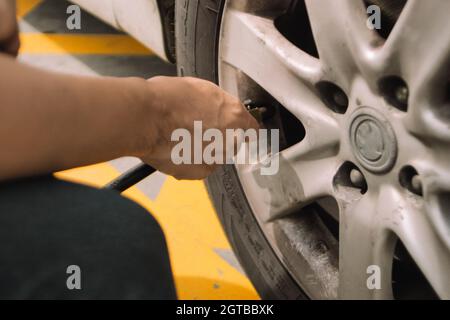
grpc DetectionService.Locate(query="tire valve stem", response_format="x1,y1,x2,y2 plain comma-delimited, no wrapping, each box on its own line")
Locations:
244,99,271,123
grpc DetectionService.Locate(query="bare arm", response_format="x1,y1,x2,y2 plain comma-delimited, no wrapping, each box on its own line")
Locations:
0,54,154,180
0,54,258,181
0,0,258,181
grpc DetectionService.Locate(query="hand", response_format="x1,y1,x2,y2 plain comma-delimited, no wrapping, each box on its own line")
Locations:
140,76,260,180
0,0,20,57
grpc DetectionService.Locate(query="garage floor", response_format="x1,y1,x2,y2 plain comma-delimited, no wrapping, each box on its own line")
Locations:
17,0,258,300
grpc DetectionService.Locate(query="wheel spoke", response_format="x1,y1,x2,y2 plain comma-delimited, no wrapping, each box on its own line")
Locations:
409,159,450,250
305,0,369,89
378,0,450,83
379,0,450,141
384,188,450,299
220,9,339,132
236,150,339,223
338,188,397,299
404,99,450,142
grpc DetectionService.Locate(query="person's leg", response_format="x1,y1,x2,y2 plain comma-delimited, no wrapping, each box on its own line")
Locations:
0,176,176,299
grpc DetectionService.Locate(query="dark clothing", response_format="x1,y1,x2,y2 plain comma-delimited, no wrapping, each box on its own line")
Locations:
0,176,176,299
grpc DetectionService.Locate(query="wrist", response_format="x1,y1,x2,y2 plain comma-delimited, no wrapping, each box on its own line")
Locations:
124,77,161,160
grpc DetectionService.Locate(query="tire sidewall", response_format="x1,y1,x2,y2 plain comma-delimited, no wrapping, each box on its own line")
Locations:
175,0,306,300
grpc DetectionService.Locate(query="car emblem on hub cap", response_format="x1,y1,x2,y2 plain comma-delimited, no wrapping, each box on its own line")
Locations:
350,108,398,174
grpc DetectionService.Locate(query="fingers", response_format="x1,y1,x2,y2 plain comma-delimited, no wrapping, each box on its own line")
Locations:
158,163,218,181
142,76,265,180
240,105,260,131
225,93,260,131
174,165,217,180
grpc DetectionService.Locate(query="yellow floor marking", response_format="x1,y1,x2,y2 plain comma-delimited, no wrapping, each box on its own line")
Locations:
19,34,154,55
55,163,119,188
146,177,259,300
16,0,43,18
56,163,259,300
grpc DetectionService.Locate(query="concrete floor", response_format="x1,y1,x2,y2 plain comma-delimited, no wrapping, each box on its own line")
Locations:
17,0,258,299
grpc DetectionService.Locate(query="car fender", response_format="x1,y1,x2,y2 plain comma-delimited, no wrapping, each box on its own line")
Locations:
112,0,168,61
70,0,118,28
70,0,168,61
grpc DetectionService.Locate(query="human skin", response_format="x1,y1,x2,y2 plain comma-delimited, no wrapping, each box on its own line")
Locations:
0,0,258,181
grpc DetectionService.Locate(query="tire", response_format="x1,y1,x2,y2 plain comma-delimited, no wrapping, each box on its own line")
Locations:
175,0,307,300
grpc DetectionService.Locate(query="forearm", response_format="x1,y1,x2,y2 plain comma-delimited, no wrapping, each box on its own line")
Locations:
0,54,154,181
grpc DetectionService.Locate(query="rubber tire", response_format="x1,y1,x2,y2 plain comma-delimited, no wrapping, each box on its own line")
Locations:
175,0,307,300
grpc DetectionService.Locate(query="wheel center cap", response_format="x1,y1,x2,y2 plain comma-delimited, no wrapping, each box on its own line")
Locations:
355,121,384,161
350,108,397,173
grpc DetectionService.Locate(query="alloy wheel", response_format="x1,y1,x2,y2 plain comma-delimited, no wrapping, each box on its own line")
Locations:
218,0,450,299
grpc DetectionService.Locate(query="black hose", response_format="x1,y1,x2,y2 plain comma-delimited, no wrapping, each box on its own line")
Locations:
104,163,156,193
